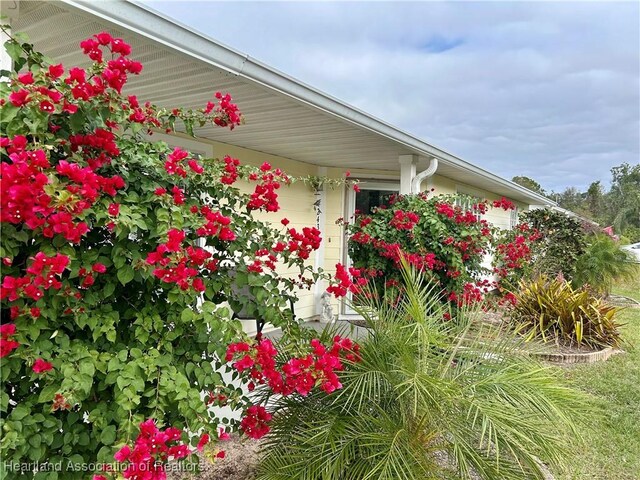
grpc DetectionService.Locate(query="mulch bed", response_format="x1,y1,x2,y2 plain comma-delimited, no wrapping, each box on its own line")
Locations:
167,437,261,480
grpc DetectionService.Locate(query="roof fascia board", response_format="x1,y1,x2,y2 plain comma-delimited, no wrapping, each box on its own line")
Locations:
57,0,556,207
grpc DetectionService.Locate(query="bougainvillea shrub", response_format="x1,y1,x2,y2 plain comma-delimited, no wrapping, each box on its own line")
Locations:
0,31,354,478
343,193,515,306
491,222,542,292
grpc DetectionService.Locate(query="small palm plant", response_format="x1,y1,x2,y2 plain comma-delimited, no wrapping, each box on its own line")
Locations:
255,262,584,480
572,234,638,297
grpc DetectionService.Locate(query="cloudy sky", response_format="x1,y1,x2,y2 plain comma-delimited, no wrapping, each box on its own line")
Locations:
142,1,639,192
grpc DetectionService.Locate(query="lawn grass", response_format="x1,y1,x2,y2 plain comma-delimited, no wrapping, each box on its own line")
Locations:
555,275,640,480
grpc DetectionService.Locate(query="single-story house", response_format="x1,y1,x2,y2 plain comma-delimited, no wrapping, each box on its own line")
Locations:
6,0,557,329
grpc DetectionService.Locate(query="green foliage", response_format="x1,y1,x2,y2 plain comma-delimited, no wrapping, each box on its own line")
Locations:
547,163,640,242
256,264,584,480
508,276,623,348
572,234,638,296
608,163,640,240
519,208,587,279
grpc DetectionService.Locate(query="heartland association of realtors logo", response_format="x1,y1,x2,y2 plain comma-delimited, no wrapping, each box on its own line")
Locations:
1,460,198,474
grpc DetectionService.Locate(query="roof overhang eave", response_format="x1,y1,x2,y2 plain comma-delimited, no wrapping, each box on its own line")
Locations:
57,0,557,207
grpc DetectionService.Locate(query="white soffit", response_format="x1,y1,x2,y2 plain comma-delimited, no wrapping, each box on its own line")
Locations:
11,0,555,206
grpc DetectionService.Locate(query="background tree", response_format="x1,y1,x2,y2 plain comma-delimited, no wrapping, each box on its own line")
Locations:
512,175,546,196
606,163,640,240
585,181,605,221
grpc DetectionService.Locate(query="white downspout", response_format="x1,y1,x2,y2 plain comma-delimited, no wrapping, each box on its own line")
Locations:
411,157,439,194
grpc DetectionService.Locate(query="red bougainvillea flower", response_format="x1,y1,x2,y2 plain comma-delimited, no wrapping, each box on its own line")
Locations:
221,155,240,184
492,196,516,211
227,335,360,402
0,323,19,358
240,405,272,439
197,433,210,451
92,263,107,273
107,203,120,216
17,72,34,85
327,263,366,298
113,419,191,478
32,358,54,373
48,63,64,79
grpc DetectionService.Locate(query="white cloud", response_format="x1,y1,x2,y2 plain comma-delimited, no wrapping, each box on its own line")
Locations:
142,0,639,192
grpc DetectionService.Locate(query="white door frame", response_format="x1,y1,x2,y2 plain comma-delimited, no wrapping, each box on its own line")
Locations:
341,180,400,317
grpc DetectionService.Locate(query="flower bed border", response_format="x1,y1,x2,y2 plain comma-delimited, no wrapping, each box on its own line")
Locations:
531,347,622,364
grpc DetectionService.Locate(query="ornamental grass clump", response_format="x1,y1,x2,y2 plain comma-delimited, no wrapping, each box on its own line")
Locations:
508,275,623,349
255,262,584,480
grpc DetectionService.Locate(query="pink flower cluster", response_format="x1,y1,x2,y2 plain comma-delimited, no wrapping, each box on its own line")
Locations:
350,233,441,273
246,162,289,212
435,202,481,225
284,226,322,260
220,155,240,185
1,252,70,301
146,229,217,291
326,263,367,298
106,420,190,480
239,405,272,440
0,135,124,243
163,147,204,177
78,32,142,93
492,197,516,211
0,323,19,358
126,95,162,129
226,336,361,438
247,248,278,273
389,210,419,230
205,92,242,130
195,206,235,241
32,358,54,374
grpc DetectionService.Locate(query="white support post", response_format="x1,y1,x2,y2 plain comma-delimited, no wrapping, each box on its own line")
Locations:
314,166,328,320
398,155,418,195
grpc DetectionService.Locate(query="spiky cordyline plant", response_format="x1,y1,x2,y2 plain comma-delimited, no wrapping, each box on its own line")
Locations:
255,262,584,480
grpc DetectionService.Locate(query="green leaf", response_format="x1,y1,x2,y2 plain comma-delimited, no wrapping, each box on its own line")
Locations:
100,425,117,445
12,404,30,420
116,265,135,285
4,40,23,65
181,308,195,322
102,282,116,298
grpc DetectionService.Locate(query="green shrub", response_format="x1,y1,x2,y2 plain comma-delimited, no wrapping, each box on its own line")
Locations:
255,264,584,480
517,208,587,279
509,276,622,348
573,234,639,296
